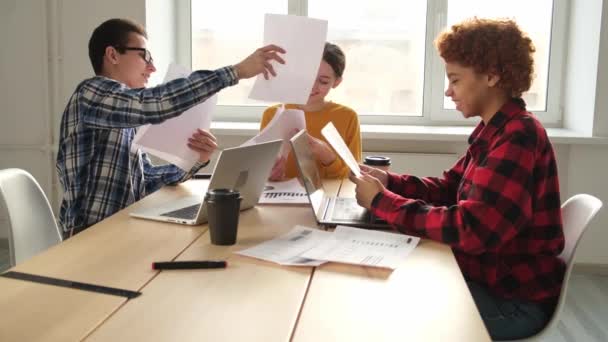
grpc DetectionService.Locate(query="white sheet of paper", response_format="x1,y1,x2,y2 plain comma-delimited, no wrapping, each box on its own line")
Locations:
321,122,361,177
241,105,306,156
249,14,327,104
301,226,420,270
235,225,330,266
259,178,309,204
131,63,217,171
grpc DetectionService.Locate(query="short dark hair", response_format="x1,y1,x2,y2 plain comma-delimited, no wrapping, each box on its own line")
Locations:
435,18,535,98
323,42,346,78
88,18,147,75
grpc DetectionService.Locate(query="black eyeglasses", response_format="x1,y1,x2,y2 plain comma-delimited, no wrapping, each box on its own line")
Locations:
114,46,154,65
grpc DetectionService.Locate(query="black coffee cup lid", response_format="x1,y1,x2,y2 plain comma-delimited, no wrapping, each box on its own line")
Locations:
205,188,240,200
364,156,391,166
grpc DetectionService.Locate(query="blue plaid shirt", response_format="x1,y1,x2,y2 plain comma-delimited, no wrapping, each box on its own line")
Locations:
56,66,238,233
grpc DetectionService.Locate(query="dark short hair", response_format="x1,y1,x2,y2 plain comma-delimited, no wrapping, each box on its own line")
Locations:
88,18,147,74
323,42,346,78
435,18,535,98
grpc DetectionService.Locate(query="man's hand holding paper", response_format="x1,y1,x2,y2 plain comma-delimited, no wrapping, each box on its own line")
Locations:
249,14,328,104
132,63,218,170
187,128,218,163
234,44,286,80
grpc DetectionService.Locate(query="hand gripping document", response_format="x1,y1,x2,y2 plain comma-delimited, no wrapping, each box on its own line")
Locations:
131,63,217,171
249,14,328,104
320,122,361,177
241,105,306,157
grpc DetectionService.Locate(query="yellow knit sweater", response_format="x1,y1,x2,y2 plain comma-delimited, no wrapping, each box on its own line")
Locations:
260,102,362,179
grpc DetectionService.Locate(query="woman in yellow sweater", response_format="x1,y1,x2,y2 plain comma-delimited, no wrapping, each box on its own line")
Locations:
260,42,362,180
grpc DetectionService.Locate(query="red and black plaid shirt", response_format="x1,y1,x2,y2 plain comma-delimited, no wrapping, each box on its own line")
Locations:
370,98,565,303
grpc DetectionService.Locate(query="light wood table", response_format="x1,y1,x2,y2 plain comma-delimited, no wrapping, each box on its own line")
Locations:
292,242,489,341
0,179,490,342
0,181,209,342
86,205,320,342
292,179,490,341
85,180,343,341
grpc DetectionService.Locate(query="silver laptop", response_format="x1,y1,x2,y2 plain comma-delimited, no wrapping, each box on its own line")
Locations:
290,130,389,229
130,139,282,225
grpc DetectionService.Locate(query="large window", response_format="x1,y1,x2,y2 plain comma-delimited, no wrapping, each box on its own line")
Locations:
191,0,286,109
186,0,566,125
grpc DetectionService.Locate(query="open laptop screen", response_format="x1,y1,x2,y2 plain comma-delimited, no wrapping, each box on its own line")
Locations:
290,130,326,218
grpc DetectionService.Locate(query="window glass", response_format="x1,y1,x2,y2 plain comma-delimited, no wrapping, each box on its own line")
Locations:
191,0,286,106
188,0,560,122
309,0,428,115
445,0,553,111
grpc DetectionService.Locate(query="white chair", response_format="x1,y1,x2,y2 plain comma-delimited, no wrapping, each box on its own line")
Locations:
0,168,63,267
513,194,603,341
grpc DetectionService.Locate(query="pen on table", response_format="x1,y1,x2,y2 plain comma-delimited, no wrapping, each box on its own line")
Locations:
152,260,228,270
192,173,212,179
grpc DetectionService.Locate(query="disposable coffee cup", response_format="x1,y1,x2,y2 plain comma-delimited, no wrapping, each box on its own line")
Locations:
364,156,391,171
205,188,242,246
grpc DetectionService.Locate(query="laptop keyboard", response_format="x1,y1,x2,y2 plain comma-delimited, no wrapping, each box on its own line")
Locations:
331,198,369,221
160,203,201,220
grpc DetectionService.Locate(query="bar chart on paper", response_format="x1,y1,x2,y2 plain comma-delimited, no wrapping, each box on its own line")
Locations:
259,179,309,204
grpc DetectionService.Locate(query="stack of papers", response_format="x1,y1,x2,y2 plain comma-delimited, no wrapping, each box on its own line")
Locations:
259,178,309,204
236,225,420,269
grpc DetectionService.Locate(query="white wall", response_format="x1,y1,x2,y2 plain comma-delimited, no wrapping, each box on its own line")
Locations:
0,1,52,238
563,0,603,135
566,146,608,263
1,0,607,266
593,0,608,136
145,0,177,86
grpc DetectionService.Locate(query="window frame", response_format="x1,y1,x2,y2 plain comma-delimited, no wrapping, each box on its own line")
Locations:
428,0,568,126
178,0,568,127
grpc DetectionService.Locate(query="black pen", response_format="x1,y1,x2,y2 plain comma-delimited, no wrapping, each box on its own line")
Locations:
192,173,212,179
152,260,227,270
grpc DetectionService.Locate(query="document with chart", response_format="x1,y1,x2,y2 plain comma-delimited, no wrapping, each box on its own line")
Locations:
235,225,330,266
236,225,419,269
259,178,309,204
301,226,420,269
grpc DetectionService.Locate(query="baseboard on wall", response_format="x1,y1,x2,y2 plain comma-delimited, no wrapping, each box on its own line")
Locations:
573,263,608,276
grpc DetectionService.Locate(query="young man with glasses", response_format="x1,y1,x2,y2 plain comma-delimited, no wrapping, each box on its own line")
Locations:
56,18,285,237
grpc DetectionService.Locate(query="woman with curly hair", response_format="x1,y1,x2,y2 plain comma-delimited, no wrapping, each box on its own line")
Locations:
350,18,563,340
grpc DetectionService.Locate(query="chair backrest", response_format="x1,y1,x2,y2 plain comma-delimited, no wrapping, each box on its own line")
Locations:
519,194,603,341
0,168,62,266
559,194,603,263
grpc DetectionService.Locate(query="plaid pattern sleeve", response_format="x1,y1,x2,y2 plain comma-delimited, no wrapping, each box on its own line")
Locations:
56,67,237,233
385,157,465,207
140,153,209,194
79,67,237,128
370,99,565,303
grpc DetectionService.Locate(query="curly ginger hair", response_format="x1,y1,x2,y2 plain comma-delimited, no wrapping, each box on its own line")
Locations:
435,18,536,98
